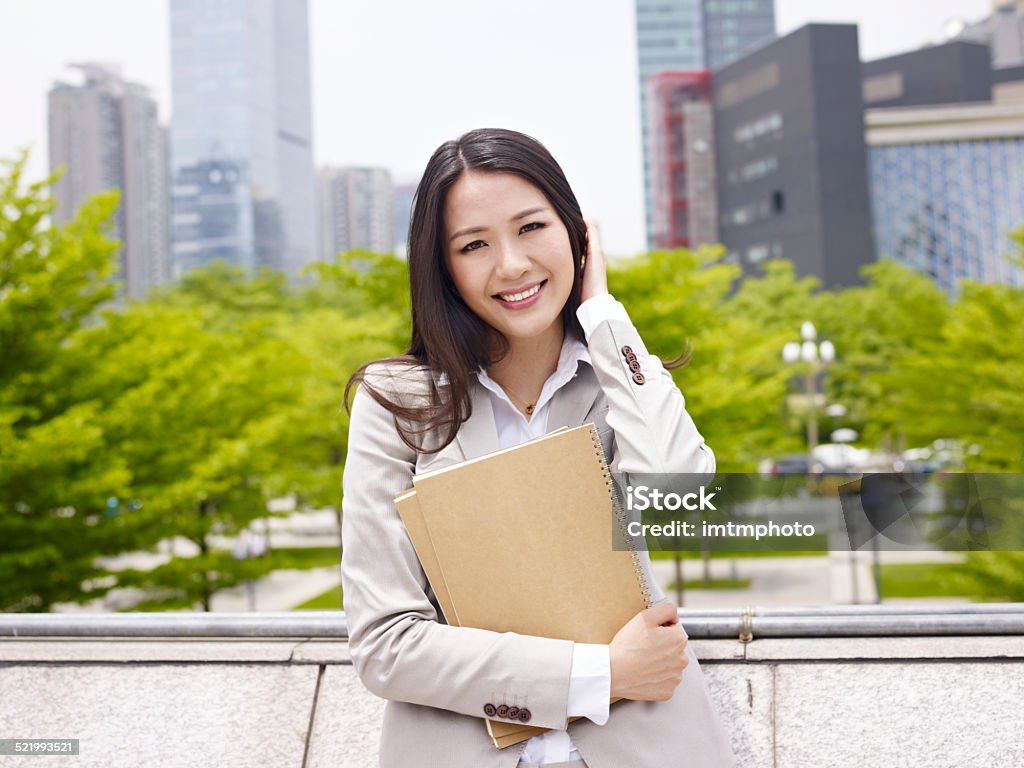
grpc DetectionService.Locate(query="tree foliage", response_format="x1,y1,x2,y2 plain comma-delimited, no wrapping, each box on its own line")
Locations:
0,154,134,610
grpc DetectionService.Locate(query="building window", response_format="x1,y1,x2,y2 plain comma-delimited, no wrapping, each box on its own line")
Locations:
748,244,770,263
863,72,904,104
738,155,778,182
772,190,785,213
734,111,783,143
717,63,780,109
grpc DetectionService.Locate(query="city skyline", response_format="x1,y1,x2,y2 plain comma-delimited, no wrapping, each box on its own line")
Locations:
1,0,994,256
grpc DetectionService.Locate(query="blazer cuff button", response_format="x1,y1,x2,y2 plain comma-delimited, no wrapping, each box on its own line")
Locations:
632,372,646,385
496,704,510,718
517,707,532,723
620,345,633,356
483,703,497,717
507,706,520,720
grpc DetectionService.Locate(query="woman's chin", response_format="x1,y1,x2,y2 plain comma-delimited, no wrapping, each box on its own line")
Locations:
494,317,564,345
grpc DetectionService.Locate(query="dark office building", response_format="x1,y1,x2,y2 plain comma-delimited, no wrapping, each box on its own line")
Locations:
862,41,993,109
712,24,874,288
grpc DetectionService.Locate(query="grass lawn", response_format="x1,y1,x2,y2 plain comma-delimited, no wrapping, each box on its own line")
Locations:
666,578,751,591
294,583,344,610
648,547,827,560
879,561,981,600
266,546,341,570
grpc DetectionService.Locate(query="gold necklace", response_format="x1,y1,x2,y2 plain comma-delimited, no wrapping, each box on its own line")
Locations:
495,380,538,416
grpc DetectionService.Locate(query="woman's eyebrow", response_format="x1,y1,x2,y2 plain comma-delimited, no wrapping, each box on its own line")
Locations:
449,206,550,242
511,205,548,221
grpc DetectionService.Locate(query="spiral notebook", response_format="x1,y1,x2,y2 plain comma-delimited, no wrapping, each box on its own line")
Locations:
394,423,656,748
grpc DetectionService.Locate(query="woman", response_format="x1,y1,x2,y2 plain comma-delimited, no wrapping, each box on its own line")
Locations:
341,128,735,768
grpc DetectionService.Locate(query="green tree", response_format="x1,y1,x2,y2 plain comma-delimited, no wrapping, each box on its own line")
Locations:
819,260,950,453
878,279,1022,470
60,304,309,610
0,153,133,610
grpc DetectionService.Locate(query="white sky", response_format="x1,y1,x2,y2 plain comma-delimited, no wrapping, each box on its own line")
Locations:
0,0,993,255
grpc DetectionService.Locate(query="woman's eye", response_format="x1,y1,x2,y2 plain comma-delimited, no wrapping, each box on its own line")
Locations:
460,240,486,254
520,222,545,234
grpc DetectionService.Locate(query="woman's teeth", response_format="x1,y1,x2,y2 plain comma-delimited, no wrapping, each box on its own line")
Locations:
498,283,542,302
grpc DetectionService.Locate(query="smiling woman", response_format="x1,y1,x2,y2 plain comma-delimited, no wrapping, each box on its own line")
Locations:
340,128,733,768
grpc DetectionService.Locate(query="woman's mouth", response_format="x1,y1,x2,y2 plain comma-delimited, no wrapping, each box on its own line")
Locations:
494,280,546,309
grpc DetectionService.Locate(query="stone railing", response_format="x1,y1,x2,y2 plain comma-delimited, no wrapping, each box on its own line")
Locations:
1,605,1022,767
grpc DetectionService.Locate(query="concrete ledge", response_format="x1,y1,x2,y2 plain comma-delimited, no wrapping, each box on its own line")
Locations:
0,610,1021,768
743,635,1024,661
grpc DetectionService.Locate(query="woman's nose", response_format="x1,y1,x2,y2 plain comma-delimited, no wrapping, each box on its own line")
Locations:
494,241,531,278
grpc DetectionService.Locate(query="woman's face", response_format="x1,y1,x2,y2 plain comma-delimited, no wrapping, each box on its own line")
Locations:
443,170,574,347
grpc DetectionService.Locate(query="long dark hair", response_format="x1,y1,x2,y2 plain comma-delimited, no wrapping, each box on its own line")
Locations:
344,128,688,454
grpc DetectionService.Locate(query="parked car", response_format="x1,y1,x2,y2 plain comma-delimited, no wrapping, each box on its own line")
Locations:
766,454,813,475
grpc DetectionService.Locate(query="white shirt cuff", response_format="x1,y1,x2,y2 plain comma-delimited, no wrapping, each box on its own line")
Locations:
575,293,630,341
566,642,611,725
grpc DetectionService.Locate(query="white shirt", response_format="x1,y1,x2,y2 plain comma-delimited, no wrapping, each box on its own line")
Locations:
475,293,631,764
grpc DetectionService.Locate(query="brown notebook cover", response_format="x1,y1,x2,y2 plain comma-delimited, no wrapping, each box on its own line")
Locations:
394,423,652,748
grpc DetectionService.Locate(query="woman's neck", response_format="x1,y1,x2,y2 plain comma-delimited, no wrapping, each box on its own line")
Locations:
485,324,565,410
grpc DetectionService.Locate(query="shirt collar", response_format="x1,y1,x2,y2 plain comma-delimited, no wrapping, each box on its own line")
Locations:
475,334,590,414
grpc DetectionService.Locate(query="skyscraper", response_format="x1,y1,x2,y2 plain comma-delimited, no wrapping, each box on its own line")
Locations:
169,0,315,278
635,0,776,248
317,167,395,259
48,63,170,298
703,0,777,69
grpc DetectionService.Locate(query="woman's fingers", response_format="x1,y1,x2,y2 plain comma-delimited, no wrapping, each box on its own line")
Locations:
580,214,609,302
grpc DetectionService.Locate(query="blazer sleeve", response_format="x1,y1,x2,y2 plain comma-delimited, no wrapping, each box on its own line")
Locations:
578,295,716,609
340,364,576,730
580,294,716,480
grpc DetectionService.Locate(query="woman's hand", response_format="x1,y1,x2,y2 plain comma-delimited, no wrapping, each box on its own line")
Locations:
609,602,690,702
580,214,609,304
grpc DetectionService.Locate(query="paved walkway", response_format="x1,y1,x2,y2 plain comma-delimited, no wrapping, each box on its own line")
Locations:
52,507,970,613
209,567,341,612
650,549,966,609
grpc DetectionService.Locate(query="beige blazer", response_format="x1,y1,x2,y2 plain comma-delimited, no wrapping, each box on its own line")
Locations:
340,313,737,768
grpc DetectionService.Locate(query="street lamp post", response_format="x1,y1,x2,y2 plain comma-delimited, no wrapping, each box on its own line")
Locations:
782,321,835,469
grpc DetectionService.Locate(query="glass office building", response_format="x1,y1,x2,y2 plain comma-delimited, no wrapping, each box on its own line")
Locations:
866,102,1024,294
170,0,315,277
703,0,777,70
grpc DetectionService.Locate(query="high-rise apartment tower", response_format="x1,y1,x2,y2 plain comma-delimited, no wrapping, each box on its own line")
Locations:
48,63,170,298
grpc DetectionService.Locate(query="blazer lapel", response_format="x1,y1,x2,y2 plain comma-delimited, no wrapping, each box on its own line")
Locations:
454,381,500,460
546,363,603,432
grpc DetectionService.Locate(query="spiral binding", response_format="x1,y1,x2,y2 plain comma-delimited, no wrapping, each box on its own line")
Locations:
590,425,654,608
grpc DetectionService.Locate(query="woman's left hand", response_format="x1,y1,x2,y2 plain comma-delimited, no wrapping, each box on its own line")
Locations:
581,214,609,304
